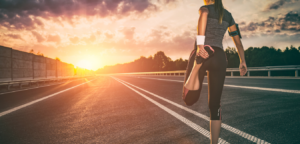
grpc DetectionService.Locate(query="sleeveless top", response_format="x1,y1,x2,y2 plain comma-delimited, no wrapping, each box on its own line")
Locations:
199,4,236,49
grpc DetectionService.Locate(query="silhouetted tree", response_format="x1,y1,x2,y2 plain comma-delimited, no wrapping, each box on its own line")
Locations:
55,57,61,61
97,45,300,76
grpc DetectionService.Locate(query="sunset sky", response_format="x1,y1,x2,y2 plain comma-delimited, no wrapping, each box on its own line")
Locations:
0,0,299,70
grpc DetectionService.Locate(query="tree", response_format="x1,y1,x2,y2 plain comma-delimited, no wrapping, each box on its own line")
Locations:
55,57,61,61
96,45,300,75
29,49,34,54
36,51,44,56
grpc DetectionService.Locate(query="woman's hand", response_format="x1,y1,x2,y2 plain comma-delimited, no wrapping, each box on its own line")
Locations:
196,45,209,59
239,61,247,76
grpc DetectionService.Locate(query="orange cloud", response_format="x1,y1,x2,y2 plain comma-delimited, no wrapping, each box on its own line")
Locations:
0,0,177,30
70,36,80,44
119,27,135,40
31,31,45,43
47,34,61,43
5,34,24,41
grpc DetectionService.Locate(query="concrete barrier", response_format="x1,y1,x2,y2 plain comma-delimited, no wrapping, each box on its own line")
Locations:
67,64,74,77
57,61,63,78
0,46,12,81
12,49,33,81
0,45,93,83
33,55,46,79
46,57,56,78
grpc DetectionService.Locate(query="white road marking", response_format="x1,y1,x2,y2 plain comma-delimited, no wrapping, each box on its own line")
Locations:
0,79,81,95
112,76,271,144
0,79,96,118
130,76,300,94
113,77,229,144
124,74,300,79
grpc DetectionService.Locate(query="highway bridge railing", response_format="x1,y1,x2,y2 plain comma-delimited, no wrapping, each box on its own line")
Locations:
111,65,300,78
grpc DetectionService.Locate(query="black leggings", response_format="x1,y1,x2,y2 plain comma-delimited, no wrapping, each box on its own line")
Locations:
183,42,227,120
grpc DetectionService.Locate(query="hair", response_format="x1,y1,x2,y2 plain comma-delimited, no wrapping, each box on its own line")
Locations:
214,0,224,25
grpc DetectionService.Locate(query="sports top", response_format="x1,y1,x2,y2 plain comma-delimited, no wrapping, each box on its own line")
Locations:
199,4,236,49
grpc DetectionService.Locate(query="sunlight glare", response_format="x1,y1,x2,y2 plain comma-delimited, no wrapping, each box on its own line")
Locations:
77,59,92,70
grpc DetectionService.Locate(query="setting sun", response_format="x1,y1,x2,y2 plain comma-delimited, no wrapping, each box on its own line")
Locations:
77,59,93,70
75,54,101,71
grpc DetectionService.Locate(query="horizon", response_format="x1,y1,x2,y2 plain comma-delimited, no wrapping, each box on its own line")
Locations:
1,0,300,70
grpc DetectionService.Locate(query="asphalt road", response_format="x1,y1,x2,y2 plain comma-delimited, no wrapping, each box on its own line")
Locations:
0,75,299,144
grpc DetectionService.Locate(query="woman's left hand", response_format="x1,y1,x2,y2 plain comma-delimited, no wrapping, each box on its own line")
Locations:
197,45,209,59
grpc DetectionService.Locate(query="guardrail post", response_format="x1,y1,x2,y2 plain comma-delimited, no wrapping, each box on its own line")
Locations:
268,71,271,77
247,71,250,77
231,72,233,77
296,70,298,77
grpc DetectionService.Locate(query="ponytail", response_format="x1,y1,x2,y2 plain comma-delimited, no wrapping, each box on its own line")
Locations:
214,0,224,25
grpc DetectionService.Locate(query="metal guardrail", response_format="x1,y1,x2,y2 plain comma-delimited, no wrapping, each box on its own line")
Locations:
115,65,300,78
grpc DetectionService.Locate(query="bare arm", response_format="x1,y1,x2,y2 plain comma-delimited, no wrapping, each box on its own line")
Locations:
228,25,245,63
196,7,209,58
228,24,247,75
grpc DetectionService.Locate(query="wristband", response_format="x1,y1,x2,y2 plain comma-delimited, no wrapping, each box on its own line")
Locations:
196,35,205,45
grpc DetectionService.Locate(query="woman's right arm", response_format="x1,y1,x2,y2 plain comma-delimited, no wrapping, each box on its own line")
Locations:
228,24,247,76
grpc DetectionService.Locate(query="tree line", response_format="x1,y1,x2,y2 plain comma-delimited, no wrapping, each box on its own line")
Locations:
97,45,300,76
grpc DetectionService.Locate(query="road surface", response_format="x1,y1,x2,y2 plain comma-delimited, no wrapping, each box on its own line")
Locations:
0,75,299,144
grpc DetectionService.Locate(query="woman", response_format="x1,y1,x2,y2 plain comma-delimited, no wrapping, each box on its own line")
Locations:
182,0,247,143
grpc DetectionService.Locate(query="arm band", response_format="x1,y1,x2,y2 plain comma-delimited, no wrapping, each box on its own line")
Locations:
228,24,242,39
196,35,205,45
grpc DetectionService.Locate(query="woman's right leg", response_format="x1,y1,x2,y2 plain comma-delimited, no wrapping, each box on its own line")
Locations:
206,47,227,144
209,68,225,144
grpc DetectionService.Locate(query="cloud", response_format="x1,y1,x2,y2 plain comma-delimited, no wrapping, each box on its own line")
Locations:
119,27,135,40
70,36,80,44
133,25,195,56
4,34,24,41
0,0,177,30
69,34,96,44
32,31,45,43
264,0,299,11
47,34,61,43
239,11,300,33
105,32,114,39
83,34,96,43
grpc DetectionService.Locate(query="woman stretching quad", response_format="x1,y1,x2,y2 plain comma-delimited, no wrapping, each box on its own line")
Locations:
182,0,247,143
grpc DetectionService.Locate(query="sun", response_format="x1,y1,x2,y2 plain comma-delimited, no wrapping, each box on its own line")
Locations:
77,59,92,70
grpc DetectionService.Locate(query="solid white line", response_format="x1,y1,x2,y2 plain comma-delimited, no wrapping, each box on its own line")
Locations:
130,76,300,94
0,79,81,95
112,77,229,144
123,75,300,79
0,79,96,118
112,76,271,144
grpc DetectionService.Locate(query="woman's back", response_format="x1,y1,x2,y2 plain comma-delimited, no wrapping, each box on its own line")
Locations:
200,4,235,49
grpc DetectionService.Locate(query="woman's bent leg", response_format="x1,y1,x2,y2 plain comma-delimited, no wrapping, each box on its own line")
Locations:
184,62,202,90
184,49,203,90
